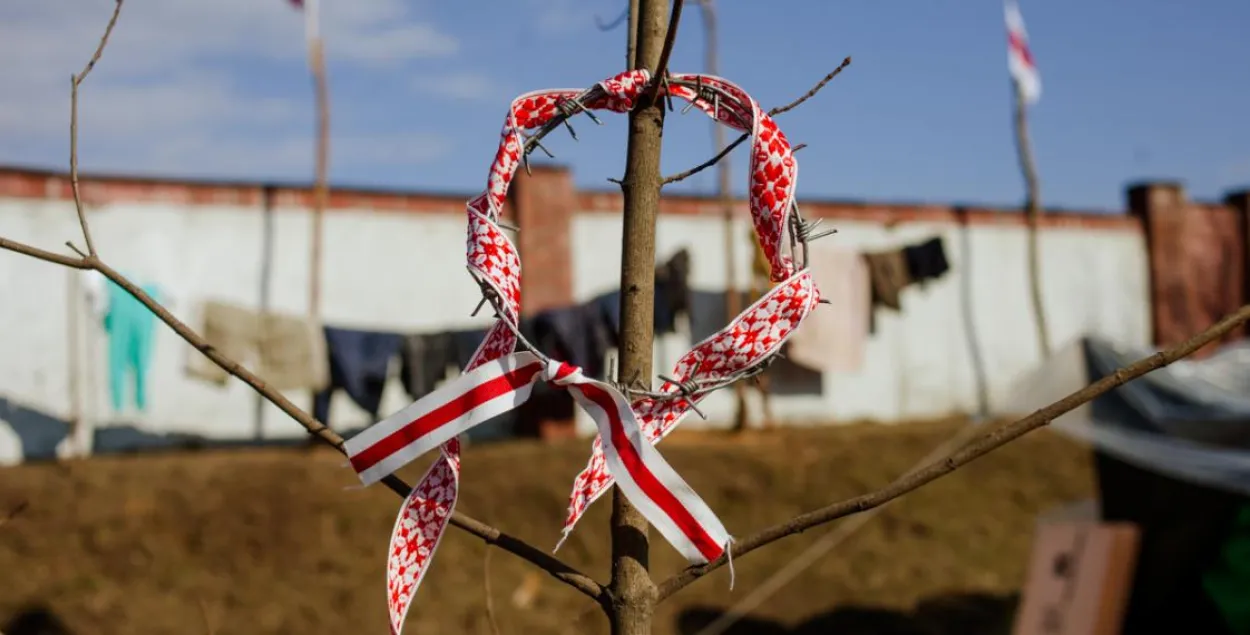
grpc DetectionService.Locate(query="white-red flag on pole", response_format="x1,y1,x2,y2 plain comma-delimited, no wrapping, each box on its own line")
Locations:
1005,0,1040,104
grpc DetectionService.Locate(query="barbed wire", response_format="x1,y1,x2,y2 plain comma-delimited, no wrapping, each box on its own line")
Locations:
469,74,840,412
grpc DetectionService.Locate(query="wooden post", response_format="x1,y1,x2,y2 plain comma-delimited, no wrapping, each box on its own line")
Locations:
304,3,330,427
694,0,750,432
256,186,277,440
1012,81,1051,358
610,0,668,632
307,28,330,322
66,267,82,456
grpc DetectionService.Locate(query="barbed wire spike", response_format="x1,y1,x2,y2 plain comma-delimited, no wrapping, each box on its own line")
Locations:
658,374,707,420
680,76,705,115
561,118,579,141
470,296,488,317
531,139,556,159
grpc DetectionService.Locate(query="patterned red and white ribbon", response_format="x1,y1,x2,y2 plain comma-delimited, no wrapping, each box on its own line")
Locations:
344,351,730,564
341,69,820,635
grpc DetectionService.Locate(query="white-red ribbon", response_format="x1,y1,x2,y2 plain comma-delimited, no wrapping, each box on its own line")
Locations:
344,351,730,563
342,69,820,635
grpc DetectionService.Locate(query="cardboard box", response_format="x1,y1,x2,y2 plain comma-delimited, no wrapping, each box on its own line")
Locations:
1012,515,1140,635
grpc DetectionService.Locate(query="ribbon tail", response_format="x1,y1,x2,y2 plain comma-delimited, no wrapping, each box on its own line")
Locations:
566,380,730,564
386,441,460,635
344,352,544,485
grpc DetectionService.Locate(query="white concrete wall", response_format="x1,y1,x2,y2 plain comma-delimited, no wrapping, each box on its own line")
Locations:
0,196,495,444
571,213,1151,431
0,195,1151,445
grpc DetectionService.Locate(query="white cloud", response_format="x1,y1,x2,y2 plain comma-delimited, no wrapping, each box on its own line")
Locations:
413,73,500,102
528,0,610,35
0,0,459,177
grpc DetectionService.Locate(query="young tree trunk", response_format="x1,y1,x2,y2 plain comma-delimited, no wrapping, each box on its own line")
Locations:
610,0,669,632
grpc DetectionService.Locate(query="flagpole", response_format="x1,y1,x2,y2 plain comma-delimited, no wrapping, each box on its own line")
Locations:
297,0,330,433
305,0,328,324
1005,0,1051,359
1012,81,1050,358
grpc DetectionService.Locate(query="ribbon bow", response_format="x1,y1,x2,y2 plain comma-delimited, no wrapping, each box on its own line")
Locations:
343,351,731,562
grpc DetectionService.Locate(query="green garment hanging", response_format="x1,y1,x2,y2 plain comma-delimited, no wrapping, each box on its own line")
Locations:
103,280,161,413
1205,504,1250,635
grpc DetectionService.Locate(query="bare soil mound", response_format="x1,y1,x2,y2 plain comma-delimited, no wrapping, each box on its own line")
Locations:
0,419,1093,634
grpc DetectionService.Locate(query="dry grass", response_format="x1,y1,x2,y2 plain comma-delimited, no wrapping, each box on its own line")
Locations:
0,418,1093,634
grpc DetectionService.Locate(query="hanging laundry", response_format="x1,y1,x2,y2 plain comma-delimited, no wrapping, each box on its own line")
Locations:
399,332,456,399
588,248,692,342
186,300,329,391
863,249,912,311
531,303,616,380
313,326,404,425
903,236,951,285
786,244,870,373
656,248,693,325
103,279,161,413
186,301,255,386
687,289,755,343
259,311,330,390
81,270,109,317
450,328,491,370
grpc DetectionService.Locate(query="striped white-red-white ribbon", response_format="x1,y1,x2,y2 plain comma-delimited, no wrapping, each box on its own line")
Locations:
343,351,730,563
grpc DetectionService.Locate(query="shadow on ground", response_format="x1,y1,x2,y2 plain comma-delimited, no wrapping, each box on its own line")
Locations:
2,604,75,635
676,592,1020,635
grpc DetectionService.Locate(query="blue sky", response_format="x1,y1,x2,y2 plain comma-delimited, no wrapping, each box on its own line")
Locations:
3,0,1248,212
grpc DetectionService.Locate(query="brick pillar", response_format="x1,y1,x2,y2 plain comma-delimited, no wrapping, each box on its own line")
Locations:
1128,181,1246,356
509,164,575,315
507,164,579,441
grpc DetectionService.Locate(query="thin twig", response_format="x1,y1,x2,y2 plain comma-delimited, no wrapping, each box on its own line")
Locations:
0,2,607,606
483,548,503,635
769,56,852,117
595,4,630,31
645,0,685,104
656,303,1250,601
69,0,124,257
661,135,747,186
0,237,90,269
661,56,852,186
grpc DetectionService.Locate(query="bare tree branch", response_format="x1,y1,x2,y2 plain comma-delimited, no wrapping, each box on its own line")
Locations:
662,56,852,186
768,56,853,117
656,303,1250,601
0,3,607,606
69,0,124,258
661,135,748,187
0,237,90,269
595,4,630,32
644,0,685,107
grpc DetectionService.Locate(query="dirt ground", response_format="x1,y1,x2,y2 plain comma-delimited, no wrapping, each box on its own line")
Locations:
0,418,1094,635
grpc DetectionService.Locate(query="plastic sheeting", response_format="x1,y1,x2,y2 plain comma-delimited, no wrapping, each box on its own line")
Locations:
1002,336,1250,497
